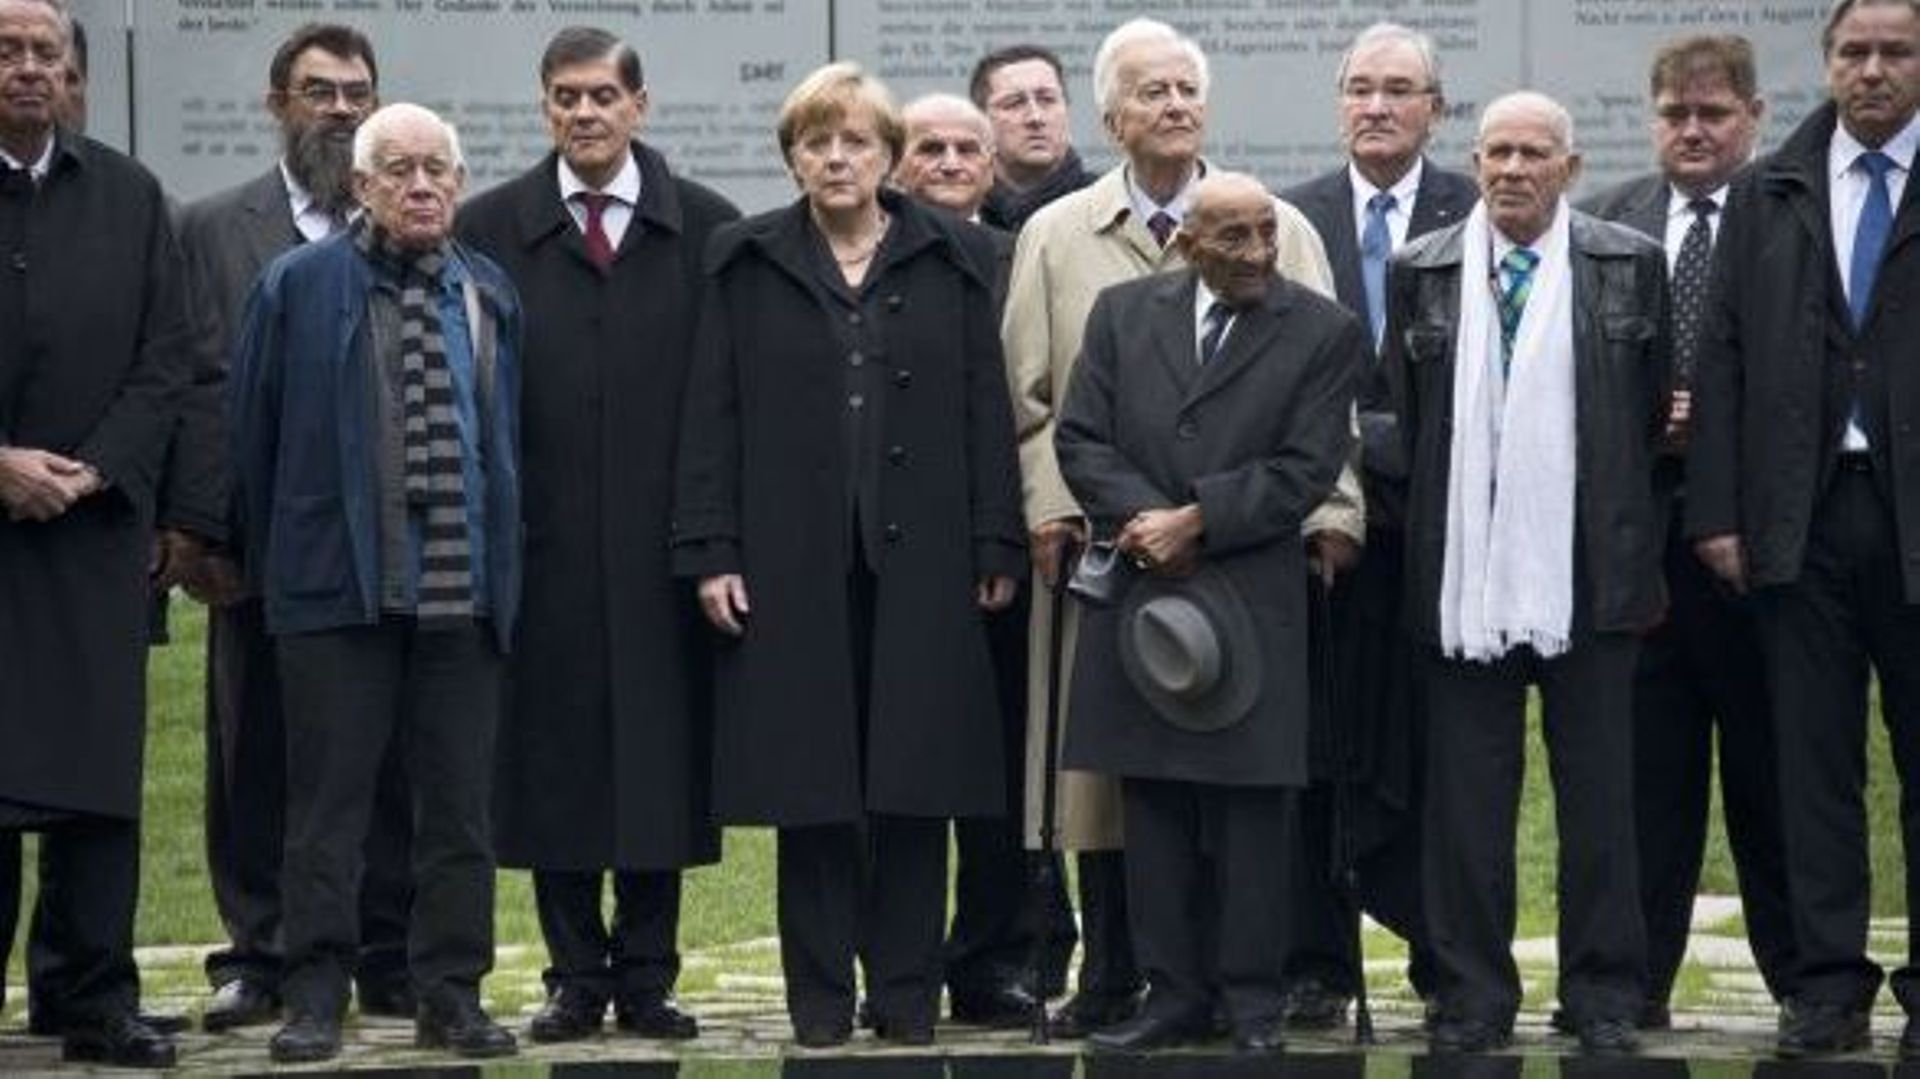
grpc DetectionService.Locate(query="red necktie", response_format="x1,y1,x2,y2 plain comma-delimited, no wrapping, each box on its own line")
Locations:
577,192,615,272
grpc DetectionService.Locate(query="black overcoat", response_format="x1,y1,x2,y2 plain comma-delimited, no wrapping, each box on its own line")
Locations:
0,135,190,820
1688,103,1920,600
1386,212,1672,646
457,144,739,869
671,192,1026,826
1054,270,1362,788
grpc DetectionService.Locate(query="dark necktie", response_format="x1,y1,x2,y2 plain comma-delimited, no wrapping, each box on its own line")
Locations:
576,191,616,272
1670,198,1716,383
1496,247,1540,373
1849,150,1896,329
1198,300,1232,366
1361,191,1397,347
1147,210,1176,249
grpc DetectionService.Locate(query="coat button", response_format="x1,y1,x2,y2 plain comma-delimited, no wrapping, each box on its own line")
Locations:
886,295,904,311
849,394,865,410
893,370,912,389
1176,421,1198,440
884,523,903,542
848,312,863,326
8,252,22,271
887,445,907,465
849,351,864,368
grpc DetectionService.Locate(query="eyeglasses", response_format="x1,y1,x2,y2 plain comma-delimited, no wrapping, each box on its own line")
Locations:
291,78,376,110
1341,82,1435,106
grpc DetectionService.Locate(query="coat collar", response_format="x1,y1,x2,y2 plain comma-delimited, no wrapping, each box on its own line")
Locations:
1401,206,1643,270
708,186,982,290
1146,268,1298,408
509,140,686,253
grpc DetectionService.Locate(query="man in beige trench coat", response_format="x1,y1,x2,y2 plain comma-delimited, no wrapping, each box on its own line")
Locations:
1002,15,1363,1037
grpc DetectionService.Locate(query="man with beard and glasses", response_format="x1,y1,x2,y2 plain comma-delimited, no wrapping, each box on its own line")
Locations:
166,22,417,1035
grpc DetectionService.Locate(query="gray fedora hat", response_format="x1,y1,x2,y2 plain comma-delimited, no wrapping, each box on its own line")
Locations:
1116,565,1262,733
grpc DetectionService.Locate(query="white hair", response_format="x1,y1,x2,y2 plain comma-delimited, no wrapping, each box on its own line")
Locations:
1091,18,1211,116
1335,22,1442,94
1478,90,1576,152
5,0,73,42
903,92,994,148
351,102,465,174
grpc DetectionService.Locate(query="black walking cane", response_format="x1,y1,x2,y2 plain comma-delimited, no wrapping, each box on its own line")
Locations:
1312,567,1376,1045
1025,534,1078,1045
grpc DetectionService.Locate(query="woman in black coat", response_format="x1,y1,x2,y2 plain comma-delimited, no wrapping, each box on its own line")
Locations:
671,62,1025,1048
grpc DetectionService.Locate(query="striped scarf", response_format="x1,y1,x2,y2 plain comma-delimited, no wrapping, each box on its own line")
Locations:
355,220,474,624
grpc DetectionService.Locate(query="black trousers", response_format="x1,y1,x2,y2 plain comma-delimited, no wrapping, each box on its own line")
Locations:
1635,513,1797,1006
1753,467,1920,1012
202,598,413,993
275,618,502,1018
777,816,948,1030
1287,782,1435,997
1422,635,1647,1025
0,818,141,1023
1121,778,1293,1030
1075,849,1141,998
946,590,1076,999
534,868,683,1004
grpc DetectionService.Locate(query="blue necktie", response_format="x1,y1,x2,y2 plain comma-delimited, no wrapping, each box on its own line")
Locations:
1497,247,1540,373
1849,150,1896,330
1361,192,1396,347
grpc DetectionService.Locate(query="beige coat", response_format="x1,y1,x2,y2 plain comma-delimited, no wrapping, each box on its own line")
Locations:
1005,163,1364,848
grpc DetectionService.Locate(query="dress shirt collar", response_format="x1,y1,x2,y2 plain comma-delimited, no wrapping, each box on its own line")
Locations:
1347,157,1423,214
1124,159,1203,230
0,134,55,181
557,150,641,207
1830,110,1920,184
1666,182,1727,221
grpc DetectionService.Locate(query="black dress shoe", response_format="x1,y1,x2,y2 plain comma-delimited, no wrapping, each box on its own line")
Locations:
357,979,417,1019
1049,990,1142,1039
269,1012,343,1064
529,987,607,1044
1285,978,1351,1030
1429,1015,1512,1053
1577,1016,1641,1054
61,1011,178,1069
792,1017,853,1048
616,995,699,1040
1086,1010,1204,1053
1232,1017,1287,1054
1901,1013,1920,1059
874,1013,937,1046
1777,1000,1869,1058
950,982,1040,1028
204,977,283,1032
417,996,519,1058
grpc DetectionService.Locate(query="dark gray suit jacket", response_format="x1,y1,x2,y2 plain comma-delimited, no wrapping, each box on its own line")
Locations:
1281,158,1479,321
1579,171,1669,248
163,167,303,542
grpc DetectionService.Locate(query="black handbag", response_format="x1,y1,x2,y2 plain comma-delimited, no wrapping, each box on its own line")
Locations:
1066,540,1134,608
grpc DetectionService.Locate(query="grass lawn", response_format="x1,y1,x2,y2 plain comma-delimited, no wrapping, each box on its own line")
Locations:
5,598,1910,999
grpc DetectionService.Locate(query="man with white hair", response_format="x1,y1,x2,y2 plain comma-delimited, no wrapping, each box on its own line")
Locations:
895,92,997,221
1003,14,1356,1039
1385,90,1670,1055
230,102,523,1064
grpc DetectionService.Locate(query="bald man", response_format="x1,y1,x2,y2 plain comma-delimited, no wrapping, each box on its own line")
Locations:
1055,173,1364,1053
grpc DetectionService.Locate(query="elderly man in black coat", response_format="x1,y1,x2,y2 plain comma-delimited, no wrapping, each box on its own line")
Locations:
1689,0,1920,1058
1386,91,1670,1055
1276,20,1477,1023
457,25,739,1045
1055,172,1363,1055
0,0,190,1067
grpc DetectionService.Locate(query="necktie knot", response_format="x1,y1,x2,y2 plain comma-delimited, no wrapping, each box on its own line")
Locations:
1858,150,1896,182
1688,197,1717,222
1500,247,1540,279
1147,210,1177,248
1367,191,1398,216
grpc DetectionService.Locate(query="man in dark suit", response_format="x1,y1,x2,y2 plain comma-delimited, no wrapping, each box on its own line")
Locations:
0,0,190,1067
1276,20,1476,1026
1689,0,1920,1058
1055,171,1363,1054
1579,33,1796,1031
1387,91,1670,1055
169,22,416,1034
456,26,738,1046
891,89,1075,1024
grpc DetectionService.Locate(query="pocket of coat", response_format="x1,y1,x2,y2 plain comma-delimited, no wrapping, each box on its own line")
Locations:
270,493,350,599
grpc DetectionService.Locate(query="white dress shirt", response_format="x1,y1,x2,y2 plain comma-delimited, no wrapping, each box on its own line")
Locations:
1662,183,1727,268
558,152,642,250
1348,157,1424,252
0,135,54,182
1828,112,1920,450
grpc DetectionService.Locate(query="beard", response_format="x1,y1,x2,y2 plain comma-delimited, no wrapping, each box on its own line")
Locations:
282,117,359,218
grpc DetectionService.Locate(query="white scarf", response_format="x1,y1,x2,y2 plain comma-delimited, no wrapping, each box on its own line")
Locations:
1438,199,1577,662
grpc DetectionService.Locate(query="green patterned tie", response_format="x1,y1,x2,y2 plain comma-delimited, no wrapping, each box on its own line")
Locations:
1497,247,1540,373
